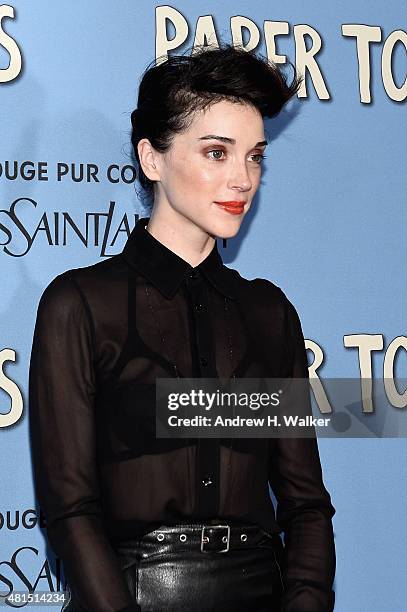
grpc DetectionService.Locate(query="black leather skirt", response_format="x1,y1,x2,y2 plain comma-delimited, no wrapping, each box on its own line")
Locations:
64,522,285,612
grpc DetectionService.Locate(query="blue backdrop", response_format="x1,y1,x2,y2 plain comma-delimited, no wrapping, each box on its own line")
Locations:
1,2,407,610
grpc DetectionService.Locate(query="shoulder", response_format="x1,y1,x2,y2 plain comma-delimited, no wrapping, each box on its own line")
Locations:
225,264,296,314
36,254,125,319
41,253,126,295
224,265,304,340
60,252,126,288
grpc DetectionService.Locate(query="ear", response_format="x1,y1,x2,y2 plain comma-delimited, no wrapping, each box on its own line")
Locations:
137,138,161,181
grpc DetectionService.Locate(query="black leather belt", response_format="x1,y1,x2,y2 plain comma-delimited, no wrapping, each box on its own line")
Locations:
115,523,282,555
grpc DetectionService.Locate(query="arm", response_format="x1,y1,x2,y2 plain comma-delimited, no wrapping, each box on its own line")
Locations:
29,273,139,612
268,295,336,612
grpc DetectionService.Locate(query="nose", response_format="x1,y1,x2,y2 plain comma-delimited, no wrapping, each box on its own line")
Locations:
227,160,252,192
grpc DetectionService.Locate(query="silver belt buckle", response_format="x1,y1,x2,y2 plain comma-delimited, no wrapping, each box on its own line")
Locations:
200,524,231,553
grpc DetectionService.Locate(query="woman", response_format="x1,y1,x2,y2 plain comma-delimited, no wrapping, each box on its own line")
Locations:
29,43,336,611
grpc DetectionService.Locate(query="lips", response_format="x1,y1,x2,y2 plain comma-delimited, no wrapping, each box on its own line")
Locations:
215,201,246,207
214,201,246,216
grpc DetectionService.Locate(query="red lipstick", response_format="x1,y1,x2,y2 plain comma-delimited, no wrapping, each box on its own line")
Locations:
214,201,246,215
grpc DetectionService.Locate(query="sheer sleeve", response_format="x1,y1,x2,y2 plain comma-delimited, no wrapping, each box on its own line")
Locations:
28,273,139,612
268,295,336,612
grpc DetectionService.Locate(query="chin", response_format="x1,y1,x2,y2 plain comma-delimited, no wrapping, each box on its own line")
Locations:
204,219,242,240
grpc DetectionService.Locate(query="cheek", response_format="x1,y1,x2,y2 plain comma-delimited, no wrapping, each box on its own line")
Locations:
173,159,221,191
252,170,262,189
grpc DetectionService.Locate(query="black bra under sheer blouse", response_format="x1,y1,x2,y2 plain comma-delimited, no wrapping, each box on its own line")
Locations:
29,216,336,612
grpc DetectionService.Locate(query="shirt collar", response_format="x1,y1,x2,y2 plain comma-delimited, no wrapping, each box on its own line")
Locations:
121,216,238,300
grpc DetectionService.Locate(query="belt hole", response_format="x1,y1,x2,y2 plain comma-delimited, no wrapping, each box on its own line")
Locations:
179,534,187,542
240,534,247,541
157,533,165,541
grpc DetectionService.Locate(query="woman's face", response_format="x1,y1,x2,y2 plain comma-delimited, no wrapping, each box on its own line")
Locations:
151,99,267,239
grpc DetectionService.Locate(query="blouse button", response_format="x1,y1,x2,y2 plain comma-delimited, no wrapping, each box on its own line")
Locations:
200,356,208,366
189,270,198,279
202,476,213,486
195,303,203,311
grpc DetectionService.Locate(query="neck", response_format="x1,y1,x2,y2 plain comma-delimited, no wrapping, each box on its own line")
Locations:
145,204,216,268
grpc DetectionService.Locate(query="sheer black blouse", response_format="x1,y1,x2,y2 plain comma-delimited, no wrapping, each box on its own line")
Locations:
29,216,336,612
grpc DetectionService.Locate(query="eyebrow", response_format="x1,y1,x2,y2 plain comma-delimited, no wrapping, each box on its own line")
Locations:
198,135,268,147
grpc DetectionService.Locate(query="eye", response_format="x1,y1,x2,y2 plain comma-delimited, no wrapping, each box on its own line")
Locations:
206,149,267,164
251,153,267,164
207,149,225,161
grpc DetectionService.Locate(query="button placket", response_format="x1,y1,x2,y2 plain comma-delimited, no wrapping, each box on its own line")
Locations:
184,272,220,516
